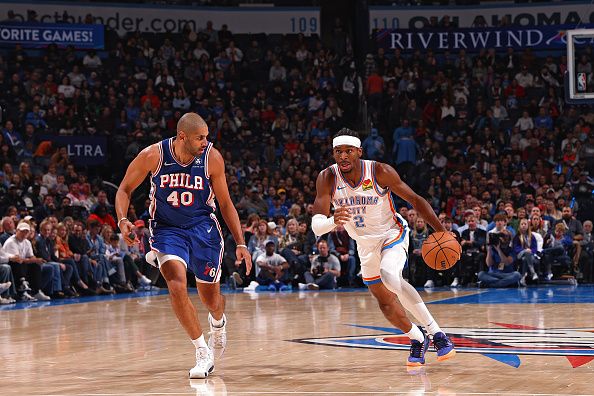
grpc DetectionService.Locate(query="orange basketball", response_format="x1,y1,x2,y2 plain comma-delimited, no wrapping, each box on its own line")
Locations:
421,232,461,270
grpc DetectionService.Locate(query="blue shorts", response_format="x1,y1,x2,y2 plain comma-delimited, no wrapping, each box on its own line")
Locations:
149,214,224,283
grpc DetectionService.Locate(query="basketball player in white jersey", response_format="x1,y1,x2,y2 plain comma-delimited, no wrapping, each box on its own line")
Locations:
312,128,457,367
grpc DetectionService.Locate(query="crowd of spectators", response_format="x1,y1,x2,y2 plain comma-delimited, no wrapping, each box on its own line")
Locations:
0,12,593,302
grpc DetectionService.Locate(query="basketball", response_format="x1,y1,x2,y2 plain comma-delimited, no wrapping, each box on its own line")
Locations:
421,232,462,270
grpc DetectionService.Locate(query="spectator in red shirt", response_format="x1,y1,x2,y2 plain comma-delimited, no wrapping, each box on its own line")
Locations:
366,68,383,112
87,205,117,231
140,87,161,110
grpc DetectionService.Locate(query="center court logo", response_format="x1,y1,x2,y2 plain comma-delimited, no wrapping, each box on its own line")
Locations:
295,323,594,368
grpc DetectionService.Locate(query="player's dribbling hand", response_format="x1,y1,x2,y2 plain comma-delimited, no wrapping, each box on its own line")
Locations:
333,206,350,225
236,245,252,275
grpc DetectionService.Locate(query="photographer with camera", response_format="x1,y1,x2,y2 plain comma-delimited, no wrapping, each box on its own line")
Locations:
479,214,521,288
299,240,340,290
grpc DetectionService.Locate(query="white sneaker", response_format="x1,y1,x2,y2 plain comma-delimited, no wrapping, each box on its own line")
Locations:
298,283,307,290
20,291,37,302
207,313,227,359
450,277,459,288
243,281,259,291
0,297,12,304
307,283,319,290
532,273,539,281
519,275,527,287
0,281,11,294
189,347,214,379
424,280,434,288
34,290,51,301
232,272,243,286
18,278,31,292
139,275,152,286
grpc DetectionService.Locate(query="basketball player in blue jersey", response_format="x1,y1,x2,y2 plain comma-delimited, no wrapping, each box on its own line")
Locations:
115,112,252,379
312,128,457,368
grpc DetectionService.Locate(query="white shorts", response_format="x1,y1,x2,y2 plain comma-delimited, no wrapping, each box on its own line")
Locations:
357,227,410,285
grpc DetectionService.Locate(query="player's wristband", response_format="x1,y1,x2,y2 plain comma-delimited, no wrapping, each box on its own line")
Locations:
236,244,247,249
117,217,128,227
311,214,337,236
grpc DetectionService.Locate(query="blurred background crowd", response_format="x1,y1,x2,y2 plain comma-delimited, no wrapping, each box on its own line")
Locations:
0,4,593,303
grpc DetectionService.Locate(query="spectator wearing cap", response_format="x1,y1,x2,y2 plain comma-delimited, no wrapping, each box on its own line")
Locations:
267,221,280,238
267,195,288,219
256,240,290,292
3,221,49,301
131,219,151,257
238,186,268,217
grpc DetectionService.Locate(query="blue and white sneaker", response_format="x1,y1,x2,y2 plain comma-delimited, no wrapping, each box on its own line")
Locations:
433,332,456,361
407,326,430,367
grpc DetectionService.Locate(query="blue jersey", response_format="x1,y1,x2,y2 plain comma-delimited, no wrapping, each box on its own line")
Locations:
149,137,215,229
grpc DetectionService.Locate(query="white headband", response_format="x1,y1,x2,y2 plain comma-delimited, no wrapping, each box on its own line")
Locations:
333,135,361,148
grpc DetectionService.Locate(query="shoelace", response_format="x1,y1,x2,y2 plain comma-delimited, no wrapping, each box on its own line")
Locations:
196,347,210,361
410,340,424,358
433,335,450,351
209,328,226,348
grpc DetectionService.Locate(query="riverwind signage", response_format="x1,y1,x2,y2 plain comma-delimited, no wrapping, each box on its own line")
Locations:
376,24,594,52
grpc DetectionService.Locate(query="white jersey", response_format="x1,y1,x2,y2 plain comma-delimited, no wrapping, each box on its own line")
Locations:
330,160,408,244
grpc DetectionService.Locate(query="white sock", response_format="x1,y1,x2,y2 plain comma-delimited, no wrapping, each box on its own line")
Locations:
191,335,207,349
210,313,226,328
405,324,425,343
399,281,442,335
379,249,443,336
424,317,443,336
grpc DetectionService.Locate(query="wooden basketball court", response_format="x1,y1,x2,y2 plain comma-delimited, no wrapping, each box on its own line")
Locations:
2,286,594,395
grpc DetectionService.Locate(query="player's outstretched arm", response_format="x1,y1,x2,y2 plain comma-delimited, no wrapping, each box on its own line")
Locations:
311,169,347,236
208,147,252,275
115,144,159,245
375,162,445,233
